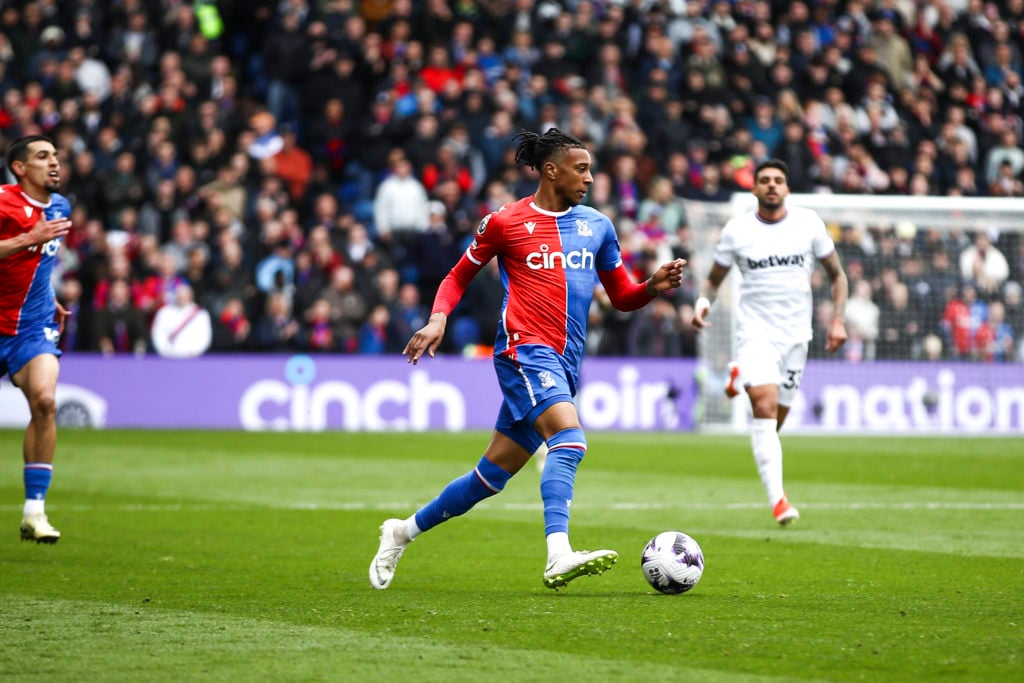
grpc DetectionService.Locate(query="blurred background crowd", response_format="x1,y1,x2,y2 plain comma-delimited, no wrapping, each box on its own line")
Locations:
1,0,1022,362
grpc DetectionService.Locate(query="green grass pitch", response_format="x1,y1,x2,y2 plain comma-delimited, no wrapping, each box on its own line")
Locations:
1,429,1021,682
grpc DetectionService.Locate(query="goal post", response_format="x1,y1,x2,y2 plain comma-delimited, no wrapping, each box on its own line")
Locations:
685,193,1024,435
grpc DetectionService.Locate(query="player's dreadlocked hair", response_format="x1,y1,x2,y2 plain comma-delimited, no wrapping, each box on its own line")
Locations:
513,128,586,170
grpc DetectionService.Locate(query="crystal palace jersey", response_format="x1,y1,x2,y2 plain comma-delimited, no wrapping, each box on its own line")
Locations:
0,185,71,336
714,205,835,345
466,196,625,371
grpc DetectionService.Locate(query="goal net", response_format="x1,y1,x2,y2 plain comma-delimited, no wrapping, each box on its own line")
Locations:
686,193,1024,435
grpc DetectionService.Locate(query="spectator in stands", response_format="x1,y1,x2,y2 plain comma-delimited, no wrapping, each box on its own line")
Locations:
271,125,313,204
960,231,1011,294
373,153,430,261
262,8,307,135
302,297,336,352
323,264,368,353
844,279,880,361
252,291,301,352
93,278,148,357
150,283,212,358
211,296,252,352
984,129,1024,187
877,281,919,359
974,300,1016,361
867,10,913,90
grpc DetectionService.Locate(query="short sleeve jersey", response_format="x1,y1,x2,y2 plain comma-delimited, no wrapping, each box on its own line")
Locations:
714,205,835,345
0,185,72,335
466,196,624,372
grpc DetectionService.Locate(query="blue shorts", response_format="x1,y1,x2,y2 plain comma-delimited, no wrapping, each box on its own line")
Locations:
0,322,62,382
493,345,578,454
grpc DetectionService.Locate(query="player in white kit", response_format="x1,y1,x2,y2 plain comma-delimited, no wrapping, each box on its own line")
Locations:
693,159,848,525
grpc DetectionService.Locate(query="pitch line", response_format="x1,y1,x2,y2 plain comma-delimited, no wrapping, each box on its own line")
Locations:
2,501,1022,512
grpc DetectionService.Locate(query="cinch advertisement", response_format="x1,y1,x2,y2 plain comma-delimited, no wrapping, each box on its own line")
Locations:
0,355,1020,433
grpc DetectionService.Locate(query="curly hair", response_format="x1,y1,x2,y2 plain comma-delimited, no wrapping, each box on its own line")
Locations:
513,128,586,170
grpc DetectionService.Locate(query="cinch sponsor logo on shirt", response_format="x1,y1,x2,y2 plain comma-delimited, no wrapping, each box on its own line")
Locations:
526,245,596,271
746,253,806,269
26,237,61,256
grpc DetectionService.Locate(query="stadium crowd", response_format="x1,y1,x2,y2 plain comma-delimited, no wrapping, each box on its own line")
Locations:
1,0,1022,362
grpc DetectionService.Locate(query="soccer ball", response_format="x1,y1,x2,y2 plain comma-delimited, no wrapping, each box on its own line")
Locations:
641,531,705,594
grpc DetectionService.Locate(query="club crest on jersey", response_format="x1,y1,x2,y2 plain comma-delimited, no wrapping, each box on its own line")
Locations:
524,221,536,234
537,371,556,389
576,219,591,236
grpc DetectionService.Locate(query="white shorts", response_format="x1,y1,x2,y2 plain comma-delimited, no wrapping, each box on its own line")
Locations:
734,339,808,407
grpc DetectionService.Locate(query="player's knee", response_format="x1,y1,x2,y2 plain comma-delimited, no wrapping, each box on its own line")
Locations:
27,390,57,419
475,456,513,494
750,397,778,419
546,427,587,462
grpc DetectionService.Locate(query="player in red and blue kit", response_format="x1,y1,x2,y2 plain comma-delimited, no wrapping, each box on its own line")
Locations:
370,129,686,590
0,135,73,544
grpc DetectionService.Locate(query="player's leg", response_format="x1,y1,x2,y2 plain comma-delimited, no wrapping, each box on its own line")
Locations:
533,401,618,589
411,428,528,536
11,352,61,543
369,427,531,590
769,343,809,525
736,341,796,525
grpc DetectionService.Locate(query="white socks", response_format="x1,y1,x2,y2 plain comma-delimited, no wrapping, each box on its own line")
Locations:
546,531,572,563
23,498,45,516
750,418,784,506
402,516,420,542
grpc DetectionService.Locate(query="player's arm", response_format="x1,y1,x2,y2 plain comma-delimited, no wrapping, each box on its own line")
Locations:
403,253,484,364
692,261,730,329
598,258,686,312
54,298,69,334
820,250,848,354
0,215,72,260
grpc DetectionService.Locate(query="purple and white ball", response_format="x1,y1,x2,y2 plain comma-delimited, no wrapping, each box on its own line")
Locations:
641,531,705,594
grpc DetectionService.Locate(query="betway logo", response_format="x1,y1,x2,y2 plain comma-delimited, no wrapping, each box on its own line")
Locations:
526,246,595,270
747,253,805,269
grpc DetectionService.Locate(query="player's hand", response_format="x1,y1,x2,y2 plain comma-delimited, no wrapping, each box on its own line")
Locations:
403,312,447,364
692,306,710,329
826,317,847,354
28,216,71,247
54,299,70,335
692,296,713,329
647,258,686,294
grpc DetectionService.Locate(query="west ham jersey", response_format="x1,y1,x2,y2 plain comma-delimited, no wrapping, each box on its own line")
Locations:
467,196,624,371
714,205,835,345
0,184,72,336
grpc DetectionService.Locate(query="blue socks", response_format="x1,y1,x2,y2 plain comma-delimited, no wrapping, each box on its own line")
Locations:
415,456,512,532
412,427,588,538
540,428,587,536
24,463,53,501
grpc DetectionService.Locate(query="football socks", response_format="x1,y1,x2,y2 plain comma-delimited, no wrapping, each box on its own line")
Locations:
750,418,785,506
540,427,587,537
413,455,512,532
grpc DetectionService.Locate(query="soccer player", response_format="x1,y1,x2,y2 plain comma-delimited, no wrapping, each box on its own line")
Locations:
692,159,848,525
0,135,73,543
370,129,686,590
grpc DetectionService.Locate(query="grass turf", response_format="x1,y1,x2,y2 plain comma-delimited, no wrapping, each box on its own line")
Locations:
0,429,1021,682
